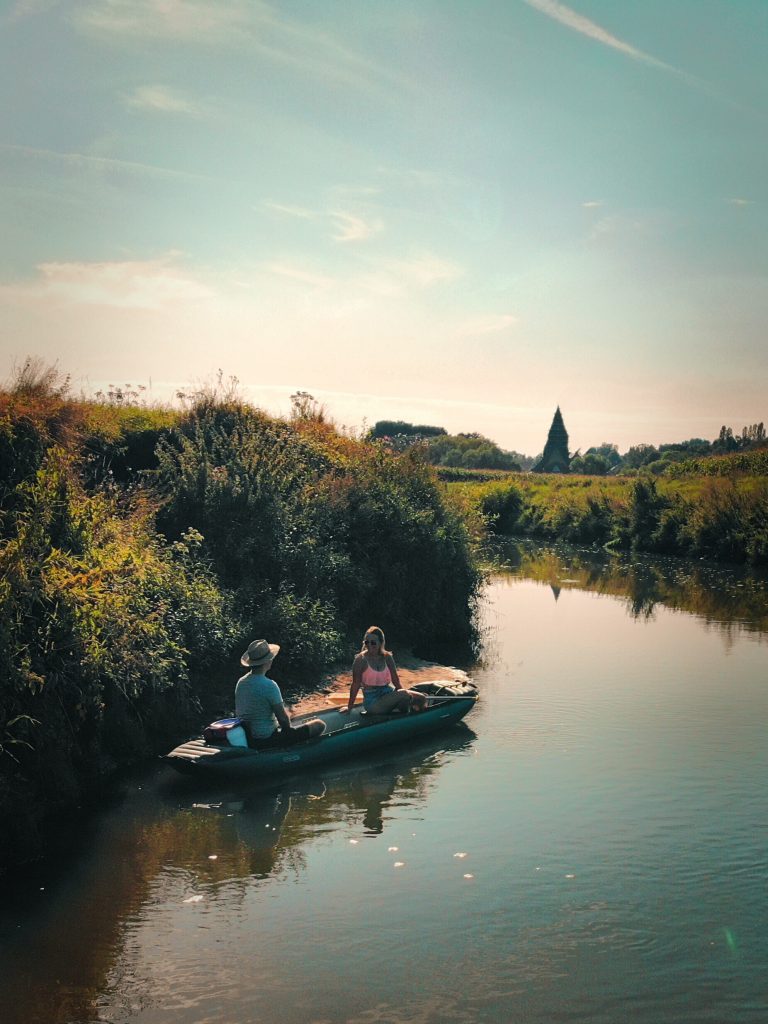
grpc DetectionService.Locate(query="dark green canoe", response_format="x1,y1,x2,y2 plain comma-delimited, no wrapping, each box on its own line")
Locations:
164,680,478,780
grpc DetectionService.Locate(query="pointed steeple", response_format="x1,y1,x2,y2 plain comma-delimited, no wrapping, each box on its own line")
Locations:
533,407,571,473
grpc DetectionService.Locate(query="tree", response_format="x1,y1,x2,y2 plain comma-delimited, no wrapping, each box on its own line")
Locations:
571,452,610,475
368,420,446,440
713,426,738,453
622,444,659,469
587,443,621,468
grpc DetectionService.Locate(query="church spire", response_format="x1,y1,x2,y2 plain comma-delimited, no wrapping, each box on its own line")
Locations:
533,407,570,473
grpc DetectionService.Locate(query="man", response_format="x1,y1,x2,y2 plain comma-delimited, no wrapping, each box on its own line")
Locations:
235,639,325,747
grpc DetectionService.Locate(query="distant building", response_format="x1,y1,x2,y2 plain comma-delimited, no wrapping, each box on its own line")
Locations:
533,407,571,473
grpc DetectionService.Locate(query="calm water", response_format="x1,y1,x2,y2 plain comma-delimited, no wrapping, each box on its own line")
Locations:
2,547,767,1024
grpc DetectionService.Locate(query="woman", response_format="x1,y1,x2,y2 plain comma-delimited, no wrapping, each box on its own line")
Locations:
235,638,326,747
341,626,427,715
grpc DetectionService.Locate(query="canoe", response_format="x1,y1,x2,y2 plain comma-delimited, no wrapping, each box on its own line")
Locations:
164,679,478,780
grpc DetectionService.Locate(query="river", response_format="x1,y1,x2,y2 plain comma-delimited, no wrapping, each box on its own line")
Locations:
1,544,767,1023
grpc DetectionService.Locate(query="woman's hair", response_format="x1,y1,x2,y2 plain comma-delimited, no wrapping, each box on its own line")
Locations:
360,625,391,656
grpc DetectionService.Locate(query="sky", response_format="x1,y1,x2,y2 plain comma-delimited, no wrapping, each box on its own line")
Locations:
1,0,766,457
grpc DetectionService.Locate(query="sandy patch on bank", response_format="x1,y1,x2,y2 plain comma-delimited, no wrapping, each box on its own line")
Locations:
293,652,471,714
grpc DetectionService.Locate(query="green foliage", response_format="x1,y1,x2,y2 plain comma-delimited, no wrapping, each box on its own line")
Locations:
155,404,480,669
450,471,768,565
426,432,524,471
478,482,524,533
0,442,237,866
315,448,479,648
679,479,768,563
666,449,768,478
368,420,447,439
155,400,335,591
2,362,481,868
587,443,621,468
570,452,611,475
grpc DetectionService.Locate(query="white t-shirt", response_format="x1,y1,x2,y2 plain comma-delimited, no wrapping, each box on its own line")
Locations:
235,672,283,739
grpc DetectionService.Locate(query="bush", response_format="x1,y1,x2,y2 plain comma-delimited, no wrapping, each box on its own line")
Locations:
478,483,524,533
681,479,768,563
153,399,480,673
0,444,237,867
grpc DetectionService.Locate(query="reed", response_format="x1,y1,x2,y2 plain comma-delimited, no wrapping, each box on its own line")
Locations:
450,470,768,565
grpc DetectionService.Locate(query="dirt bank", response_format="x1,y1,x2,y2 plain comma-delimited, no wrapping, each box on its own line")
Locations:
293,652,472,713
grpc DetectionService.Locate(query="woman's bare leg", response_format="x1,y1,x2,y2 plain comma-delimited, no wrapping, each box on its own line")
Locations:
368,690,411,714
406,689,428,712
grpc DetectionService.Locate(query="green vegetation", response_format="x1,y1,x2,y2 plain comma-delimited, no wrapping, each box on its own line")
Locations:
369,419,531,470
3,365,764,872
368,420,447,441
0,365,479,871
370,418,768,478
448,470,768,565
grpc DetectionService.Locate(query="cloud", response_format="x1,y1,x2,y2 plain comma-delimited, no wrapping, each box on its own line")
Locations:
73,0,257,40
124,84,202,115
263,201,316,220
73,0,412,95
376,166,455,191
457,314,518,337
726,198,753,206
0,255,215,309
1,142,213,183
587,214,646,243
262,262,336,290
264,200,383,243
353,253,462,296
4,0,60,22
582,200,603,209
379,254,462,288
329,184,382,199
329,211,383,243
522,0,693,80
258,249,461,298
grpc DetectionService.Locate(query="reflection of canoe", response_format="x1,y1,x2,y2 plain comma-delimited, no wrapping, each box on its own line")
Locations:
164,680,478,779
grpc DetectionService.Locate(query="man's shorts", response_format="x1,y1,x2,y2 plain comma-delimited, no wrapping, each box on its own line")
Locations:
250,724,314,749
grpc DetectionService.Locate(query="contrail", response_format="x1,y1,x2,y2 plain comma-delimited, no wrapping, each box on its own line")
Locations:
1,143,214,183
522,0,695,82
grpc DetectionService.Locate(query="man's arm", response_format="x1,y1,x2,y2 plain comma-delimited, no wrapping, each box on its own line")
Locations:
273,702,292,731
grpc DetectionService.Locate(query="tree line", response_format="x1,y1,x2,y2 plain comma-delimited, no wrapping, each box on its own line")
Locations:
368,421,533,470
370,420,766,476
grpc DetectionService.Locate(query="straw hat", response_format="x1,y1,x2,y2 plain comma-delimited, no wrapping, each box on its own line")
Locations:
241,639,280,668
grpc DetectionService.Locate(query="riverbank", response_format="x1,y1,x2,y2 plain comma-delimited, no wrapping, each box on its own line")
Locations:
0,367,480,875
447,468,768,565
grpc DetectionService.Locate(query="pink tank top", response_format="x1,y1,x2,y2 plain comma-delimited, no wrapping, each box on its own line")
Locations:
362,662,393,688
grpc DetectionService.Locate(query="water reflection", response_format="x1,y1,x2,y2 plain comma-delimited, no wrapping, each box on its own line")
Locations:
491,539,768,640
0,727,475,1024
160,726,476,880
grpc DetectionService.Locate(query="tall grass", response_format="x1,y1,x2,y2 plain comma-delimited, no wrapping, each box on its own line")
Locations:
451,471,768,565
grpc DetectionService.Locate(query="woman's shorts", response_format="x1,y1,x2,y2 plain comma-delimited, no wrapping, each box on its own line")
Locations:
363,685,395,710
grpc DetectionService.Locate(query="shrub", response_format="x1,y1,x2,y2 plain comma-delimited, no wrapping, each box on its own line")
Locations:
478,482,524,533
0,445,237,867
